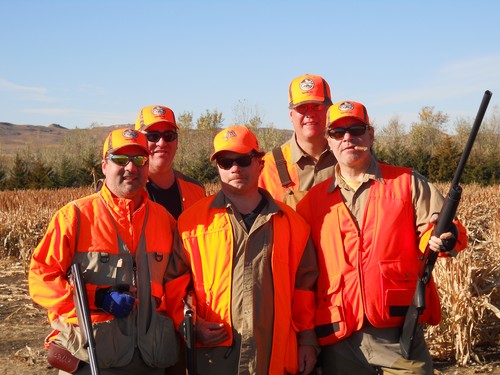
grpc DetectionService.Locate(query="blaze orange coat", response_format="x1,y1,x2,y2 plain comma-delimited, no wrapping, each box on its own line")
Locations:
176,195,315,374
297,164,466,346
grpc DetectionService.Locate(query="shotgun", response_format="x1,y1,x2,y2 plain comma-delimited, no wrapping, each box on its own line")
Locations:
70,263,100,375
400,90,492,359
183,291,196,375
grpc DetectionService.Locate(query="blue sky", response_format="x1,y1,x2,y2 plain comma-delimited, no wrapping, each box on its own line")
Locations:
1,0,498,131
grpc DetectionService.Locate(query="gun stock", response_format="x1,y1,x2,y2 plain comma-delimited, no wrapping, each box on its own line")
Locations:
70,263,100,375
400,90,492,359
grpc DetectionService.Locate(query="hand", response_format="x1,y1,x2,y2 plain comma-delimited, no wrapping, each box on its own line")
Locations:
95,285,135,318
428,214,458,254
195,319,229,346
298,345,317,374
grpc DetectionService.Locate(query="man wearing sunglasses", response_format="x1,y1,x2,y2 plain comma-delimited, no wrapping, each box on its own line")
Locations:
135,105,205,219
297,101,467,375
167,125,319,374
29,129,182,374
259,73,336,208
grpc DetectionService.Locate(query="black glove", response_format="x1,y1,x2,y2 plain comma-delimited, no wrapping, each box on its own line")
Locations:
95,284,135,318
440,223,459,252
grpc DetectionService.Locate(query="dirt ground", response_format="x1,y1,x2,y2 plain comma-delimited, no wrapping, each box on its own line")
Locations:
0,257,498,375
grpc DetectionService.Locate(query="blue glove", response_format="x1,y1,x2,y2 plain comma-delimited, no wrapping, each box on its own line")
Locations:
95,285,135,318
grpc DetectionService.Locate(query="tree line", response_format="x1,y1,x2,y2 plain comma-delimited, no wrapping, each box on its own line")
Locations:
0,105,498,191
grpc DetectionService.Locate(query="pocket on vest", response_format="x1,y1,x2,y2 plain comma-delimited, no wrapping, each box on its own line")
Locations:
379,260,417,319
138,312,179,368
94,319,135,368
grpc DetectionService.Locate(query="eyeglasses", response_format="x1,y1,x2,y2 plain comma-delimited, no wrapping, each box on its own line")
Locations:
107,154,149,167
144,130,178,143
216,155,254,170
294,103,325,115
326,125,370,140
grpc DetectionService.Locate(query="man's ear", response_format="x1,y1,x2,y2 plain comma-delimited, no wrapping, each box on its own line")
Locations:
101,159,107,176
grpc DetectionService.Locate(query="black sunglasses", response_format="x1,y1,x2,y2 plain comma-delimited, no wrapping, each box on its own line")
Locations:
145,130,178,143
107,154,148,167
327,125,370,140
216,155,254,170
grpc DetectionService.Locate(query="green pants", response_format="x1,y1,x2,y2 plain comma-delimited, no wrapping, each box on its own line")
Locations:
318,325,433,375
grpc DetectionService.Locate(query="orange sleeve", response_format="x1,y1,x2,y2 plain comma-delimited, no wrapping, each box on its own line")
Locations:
418,218,468,255
164,232,193,330
453,219,468,251
292,289,316,332
28,204,78,319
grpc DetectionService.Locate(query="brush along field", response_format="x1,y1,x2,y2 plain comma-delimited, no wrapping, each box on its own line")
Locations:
0,184,498,374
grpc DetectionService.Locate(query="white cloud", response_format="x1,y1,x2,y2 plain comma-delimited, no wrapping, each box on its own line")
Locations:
23,107,78,116
0,78,56,103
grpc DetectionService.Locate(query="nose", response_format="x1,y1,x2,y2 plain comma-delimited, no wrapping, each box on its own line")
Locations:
124,160,139,171
342,130,353,141
156,136,167,145
303,106,316,116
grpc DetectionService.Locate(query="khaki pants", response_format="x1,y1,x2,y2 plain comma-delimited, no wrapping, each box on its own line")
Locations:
317,325,433,375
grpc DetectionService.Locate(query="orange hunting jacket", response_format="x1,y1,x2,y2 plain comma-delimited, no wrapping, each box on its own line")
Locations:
174,170,206,209
176,194,316,374
29,184,176,328
297,164,466,346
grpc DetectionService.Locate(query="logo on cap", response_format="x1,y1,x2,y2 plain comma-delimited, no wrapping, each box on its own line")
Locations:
224,129,237,141
299,78,315,91
338,101,355,111
123,129,140,139
151,106,166,116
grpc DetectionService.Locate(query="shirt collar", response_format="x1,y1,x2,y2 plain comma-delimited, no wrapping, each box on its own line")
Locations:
328,154,385,192
289,134,332,164
210,188,282,216
101,183,149,214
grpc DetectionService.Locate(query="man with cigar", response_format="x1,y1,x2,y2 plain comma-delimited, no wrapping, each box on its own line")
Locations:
297,101,467,374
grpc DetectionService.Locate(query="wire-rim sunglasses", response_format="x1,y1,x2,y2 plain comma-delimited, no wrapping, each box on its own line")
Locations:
326,125,371,140
145,130,178,143
294,103,326,115
107,154,149,167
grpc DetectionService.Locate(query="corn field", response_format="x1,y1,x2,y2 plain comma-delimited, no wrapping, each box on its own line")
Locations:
0,183,498,366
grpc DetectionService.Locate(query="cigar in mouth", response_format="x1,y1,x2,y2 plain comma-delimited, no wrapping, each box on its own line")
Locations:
354,146,369,151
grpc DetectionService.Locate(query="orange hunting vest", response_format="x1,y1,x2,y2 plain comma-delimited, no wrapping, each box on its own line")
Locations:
177,195,314,374
259,143,301,204
174,170,206,209
298,164,441,346
29,186,175,326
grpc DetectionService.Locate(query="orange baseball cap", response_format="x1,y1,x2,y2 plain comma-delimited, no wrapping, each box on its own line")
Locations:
288,74,332,109
135,105,177,131
210,125,265,161
102,128,150,158
327,101,370,128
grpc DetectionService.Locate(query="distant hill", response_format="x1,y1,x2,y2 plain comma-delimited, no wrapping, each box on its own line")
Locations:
0,122,130,158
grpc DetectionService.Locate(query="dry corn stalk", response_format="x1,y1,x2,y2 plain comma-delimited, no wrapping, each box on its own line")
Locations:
0,183,498,366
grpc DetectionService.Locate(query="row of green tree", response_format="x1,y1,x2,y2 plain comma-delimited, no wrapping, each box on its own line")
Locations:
0,105,498,190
